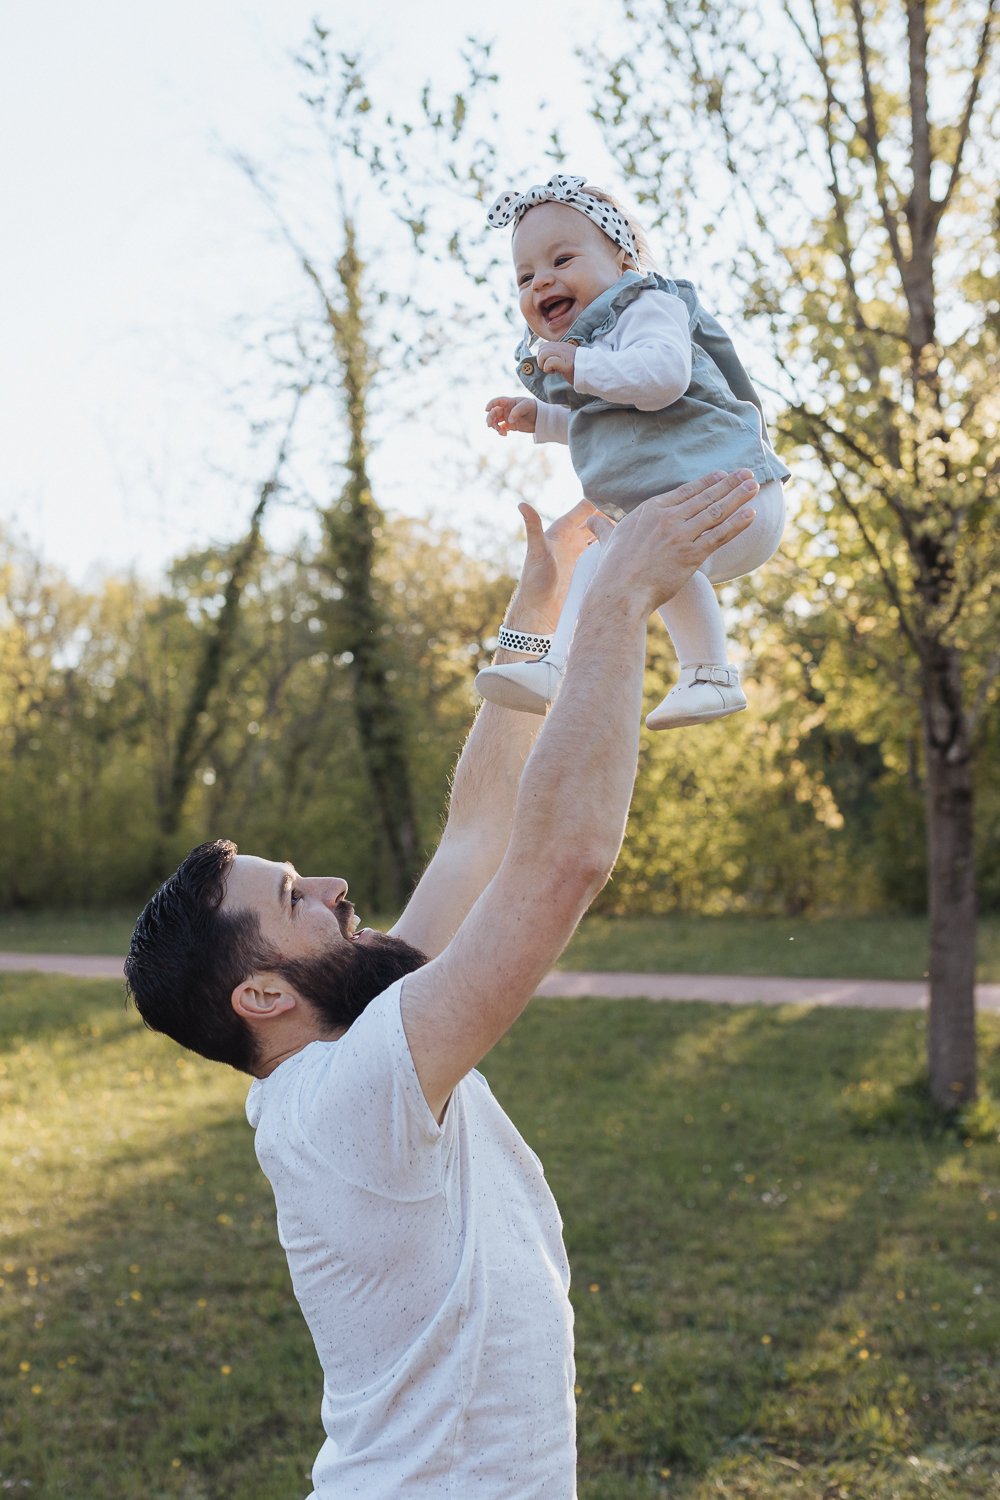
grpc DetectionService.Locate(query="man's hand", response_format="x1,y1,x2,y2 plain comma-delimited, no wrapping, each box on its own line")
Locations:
485,395,537,436
537,341,577,381
509,499,601,635
589,470,759,615
389,496,603,964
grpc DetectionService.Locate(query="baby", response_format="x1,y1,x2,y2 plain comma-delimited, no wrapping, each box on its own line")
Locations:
476,174,789,729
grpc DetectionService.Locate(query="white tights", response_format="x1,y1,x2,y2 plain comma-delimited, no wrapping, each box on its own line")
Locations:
656,478,785,666
548,478,785,670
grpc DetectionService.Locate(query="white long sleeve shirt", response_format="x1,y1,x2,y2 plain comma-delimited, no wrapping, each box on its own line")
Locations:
534,289,692,446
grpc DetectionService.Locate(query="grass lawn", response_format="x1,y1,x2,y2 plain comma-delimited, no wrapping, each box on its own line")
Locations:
0,908,140,956
2,975,998,1498
3,907,1000,982
561,912,1000,983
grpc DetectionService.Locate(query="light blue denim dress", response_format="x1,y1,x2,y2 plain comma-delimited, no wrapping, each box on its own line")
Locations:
515,271,790,515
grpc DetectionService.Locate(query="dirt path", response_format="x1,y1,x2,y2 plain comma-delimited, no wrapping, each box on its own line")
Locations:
2,951,999,1011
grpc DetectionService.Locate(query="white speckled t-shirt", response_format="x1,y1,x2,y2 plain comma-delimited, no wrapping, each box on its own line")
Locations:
245,977,576,1499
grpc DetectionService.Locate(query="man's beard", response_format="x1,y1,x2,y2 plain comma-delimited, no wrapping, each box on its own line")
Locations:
275,929,429,1033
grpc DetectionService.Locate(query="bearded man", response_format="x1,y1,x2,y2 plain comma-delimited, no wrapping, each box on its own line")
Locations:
126,471,759,1500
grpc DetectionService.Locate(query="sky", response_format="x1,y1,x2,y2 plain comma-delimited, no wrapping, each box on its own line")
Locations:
1,0,625,584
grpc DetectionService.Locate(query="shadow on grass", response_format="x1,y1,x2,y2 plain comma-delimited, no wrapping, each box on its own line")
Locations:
480,998,1000,1497
3,980,999,1499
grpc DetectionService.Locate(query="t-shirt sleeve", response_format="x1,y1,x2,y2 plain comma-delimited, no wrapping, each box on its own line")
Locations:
288,980,449,1199
573,291,692,410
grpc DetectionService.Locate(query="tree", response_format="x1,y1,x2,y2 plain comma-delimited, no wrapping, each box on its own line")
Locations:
229,30,507,907
148,397,302,879
593,0,999,1105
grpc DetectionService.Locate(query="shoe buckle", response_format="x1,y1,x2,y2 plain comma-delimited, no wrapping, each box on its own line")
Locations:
693,665,737,687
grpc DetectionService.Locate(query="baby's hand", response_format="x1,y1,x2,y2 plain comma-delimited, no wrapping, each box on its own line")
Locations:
536,341,577,381
485,396,537,436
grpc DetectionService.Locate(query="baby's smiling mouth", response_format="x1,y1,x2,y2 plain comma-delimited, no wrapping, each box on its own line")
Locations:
540,296,575,325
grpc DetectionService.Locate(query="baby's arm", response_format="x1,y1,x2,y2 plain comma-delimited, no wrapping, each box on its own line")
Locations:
486,395,537,436
486,395,569,445
573,292,692,411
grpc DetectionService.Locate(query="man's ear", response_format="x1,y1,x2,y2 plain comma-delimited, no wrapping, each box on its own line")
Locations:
231,974,297,1023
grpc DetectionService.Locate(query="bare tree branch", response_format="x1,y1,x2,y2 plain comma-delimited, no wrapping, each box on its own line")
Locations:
849,0,909,280
937,0,999,220
795,408,923,652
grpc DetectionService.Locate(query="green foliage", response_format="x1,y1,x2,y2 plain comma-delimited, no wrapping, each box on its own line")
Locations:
2,976,998,1497
3,509,1000,915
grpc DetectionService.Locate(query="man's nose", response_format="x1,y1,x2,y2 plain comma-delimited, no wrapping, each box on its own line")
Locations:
314,877,349,908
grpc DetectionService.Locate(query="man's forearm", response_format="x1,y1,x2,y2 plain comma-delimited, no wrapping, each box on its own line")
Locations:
503,583,648,887
390,591,554,956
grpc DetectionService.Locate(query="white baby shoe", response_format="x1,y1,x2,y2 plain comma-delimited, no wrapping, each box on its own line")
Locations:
474,657,564,715
645,664,746,731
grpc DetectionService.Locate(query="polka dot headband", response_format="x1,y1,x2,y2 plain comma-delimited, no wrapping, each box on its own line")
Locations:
487,174,639,265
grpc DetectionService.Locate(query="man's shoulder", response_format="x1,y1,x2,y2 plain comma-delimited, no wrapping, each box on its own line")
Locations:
247,981,407,1122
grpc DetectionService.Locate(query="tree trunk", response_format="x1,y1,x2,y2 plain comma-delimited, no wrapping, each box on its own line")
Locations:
922,638,977,1107
325,223,421,910
148,404,299,881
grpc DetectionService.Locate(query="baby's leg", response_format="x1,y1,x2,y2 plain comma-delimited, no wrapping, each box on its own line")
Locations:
657,571,728,667
646,480,785,731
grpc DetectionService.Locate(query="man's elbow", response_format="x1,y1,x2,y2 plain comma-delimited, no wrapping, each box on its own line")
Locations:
549,846,614,907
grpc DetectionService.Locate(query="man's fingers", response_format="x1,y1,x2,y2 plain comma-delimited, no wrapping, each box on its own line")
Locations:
699,505,756,555
551,497,599,529
587,514,615,544
671,474,758,538
649,470,755,518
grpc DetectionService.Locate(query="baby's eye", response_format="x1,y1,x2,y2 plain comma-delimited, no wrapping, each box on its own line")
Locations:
517,272,532,287
554,254,574,266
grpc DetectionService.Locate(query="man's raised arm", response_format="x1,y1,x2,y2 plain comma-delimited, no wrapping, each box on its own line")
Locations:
401,471,760,1119
391,499,598,959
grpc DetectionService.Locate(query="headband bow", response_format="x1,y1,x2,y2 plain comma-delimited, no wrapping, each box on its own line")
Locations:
487,174,639,264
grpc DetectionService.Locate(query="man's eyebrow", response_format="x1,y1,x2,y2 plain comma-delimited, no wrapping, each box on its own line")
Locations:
278,866,295,911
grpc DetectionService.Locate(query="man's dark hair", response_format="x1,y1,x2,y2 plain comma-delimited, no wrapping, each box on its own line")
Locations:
126,839,272,1075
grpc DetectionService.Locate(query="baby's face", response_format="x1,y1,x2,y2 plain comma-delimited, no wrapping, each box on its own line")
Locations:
512,202,626,341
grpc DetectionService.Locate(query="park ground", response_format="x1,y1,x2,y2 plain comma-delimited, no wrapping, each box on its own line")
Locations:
2,914,999,1497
